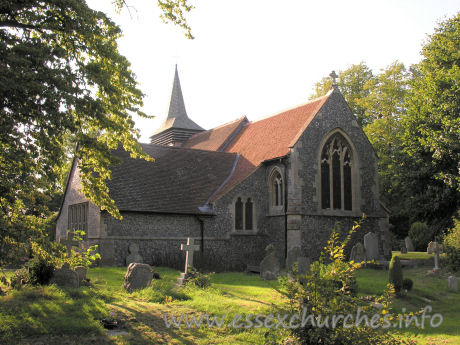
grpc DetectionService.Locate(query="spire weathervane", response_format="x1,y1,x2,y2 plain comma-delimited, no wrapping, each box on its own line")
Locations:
329,70,338,89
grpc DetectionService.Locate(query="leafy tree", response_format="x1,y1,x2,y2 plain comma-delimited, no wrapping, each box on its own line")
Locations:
311,62,375,127
0,0,192,263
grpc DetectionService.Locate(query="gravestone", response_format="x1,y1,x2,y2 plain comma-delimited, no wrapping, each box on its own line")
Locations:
176,238,200,286
431,242,442,271
60,233,79,256
125,243,143,266
260,244,281,280
73,266,87,282
404,237,415,252
364,232,380,261
50,263,79,288
350,242,365,263
448,276,458,292
123,263,152,292
286,246,302,270
427,241,434,254
400,246,407,254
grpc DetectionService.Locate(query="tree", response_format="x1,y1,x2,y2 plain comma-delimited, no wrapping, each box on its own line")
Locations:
310,62,375,127
0,0,192,263
401,13,460,233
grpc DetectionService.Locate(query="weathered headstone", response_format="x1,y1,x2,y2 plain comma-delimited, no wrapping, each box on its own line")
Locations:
364,232,380,261
73,266,87,282
448,276,458,292
427,241,434,254
50,263,79,288
432,242,442,271
286,246,302,270
125,243,143,266
404,237,415,252
260,244,281,280
123,263,152,292
350,242,365,262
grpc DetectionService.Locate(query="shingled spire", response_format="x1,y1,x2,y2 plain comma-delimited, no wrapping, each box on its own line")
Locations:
150,65,204,146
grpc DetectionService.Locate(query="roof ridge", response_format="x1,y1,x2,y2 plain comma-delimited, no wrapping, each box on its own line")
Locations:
188,115,247,140
139,142,238,155
245,91,332,126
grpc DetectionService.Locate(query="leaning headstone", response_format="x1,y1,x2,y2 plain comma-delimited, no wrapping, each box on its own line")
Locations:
260,244,281,280
364,232,380,261
123,263,152,292
50,263,79,288
432,242,442,271
350,242,365,263
286,246,302,270
73,266,87,282
125,243,143,266
404,237,415,252
448,276,458,292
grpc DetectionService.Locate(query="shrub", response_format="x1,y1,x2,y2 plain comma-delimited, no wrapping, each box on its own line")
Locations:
389,256,403,294
28,257,55,285
185,267,214,288
443,216,460,271
402,278,413,292
278,222,404,345
408,222,432,251
10,267,30,290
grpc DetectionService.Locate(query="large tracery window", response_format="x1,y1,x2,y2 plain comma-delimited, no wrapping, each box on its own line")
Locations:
321,133,353,211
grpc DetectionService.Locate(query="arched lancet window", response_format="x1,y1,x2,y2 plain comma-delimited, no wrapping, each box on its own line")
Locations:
234,196,256,231
245,198,253,230
321,133,353,211
235,197,243,230
269,169,284,207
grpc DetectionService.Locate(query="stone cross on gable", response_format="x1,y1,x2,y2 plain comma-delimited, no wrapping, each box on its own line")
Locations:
181,237,200,274
60,233,79,255
330,70,338,88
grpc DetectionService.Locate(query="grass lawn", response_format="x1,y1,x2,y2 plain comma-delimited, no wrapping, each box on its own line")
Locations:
1,254,459,344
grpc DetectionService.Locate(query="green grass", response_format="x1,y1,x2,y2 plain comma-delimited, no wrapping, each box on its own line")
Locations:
392,251,435,261
1,262,458,344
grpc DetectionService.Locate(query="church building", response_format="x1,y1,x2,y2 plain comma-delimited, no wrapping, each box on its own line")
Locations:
56,67,391,270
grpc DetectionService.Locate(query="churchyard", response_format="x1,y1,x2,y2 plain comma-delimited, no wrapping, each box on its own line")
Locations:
1,250,459,345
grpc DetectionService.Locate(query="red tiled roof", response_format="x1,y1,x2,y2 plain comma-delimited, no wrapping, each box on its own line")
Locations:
183,116,248,151
211,92,331,200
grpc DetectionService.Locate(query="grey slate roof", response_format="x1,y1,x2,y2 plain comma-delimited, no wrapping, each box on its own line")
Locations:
107,144,238,214
151,66,203,136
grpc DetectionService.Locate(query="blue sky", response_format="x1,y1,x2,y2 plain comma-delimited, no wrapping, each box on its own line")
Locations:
87,0,459,142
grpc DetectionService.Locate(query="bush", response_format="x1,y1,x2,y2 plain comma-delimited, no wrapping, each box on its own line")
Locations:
278,222,404,345
408,222,432,251
10,267,30,290
28,256,55,285
389,256,403,294
443,216,460,271
185,267,214,288
402,278,413,292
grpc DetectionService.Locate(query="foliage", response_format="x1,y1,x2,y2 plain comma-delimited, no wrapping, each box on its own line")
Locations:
60,230,101,269
443,215,460,271
389,256,403,294
185,266,214,288
408,222,432,251
28,257,55,286
10,267,30,290
278,222,404,345
402,278,413,292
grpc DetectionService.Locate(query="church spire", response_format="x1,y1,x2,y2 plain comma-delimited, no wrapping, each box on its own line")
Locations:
167,65,188,119
150,65,204,146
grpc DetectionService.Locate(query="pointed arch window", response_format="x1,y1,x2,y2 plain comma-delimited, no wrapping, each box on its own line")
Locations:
269,169,284,208
321,133,353,211
234,196,256,231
